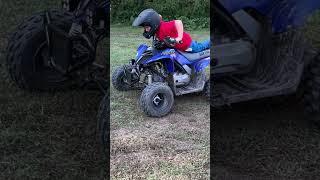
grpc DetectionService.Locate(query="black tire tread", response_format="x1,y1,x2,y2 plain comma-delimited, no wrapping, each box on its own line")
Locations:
5,10,73,91
111,66,131,91
139,82,174,117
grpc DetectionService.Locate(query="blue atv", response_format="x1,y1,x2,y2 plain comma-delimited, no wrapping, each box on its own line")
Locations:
112,38,210,117
5,0,110,91
213,0,320,124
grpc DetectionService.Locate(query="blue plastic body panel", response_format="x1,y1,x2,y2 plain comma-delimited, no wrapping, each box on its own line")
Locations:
218,0,320,33
137,46,210,73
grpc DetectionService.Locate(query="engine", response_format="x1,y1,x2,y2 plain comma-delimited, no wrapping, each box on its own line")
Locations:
173,72,191,86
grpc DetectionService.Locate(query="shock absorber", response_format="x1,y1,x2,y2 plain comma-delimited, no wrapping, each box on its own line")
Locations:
148,74,153,85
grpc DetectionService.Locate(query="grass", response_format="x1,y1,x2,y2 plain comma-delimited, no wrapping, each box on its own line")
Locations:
110,25,210,179
213,98,320,179
0,1,107,179
0,83,107,179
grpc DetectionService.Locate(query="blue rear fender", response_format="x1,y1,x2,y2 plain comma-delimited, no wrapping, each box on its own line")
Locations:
192,57,210,72
175,51,210,72
175,52,192,66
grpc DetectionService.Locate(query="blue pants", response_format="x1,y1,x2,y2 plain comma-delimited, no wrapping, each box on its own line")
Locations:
189,39,211,53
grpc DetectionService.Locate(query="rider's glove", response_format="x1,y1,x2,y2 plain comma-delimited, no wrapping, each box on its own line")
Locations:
164,37,177,47
153,39,166,49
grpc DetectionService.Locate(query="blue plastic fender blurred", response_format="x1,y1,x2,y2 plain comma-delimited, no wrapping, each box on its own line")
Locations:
218,0,320,33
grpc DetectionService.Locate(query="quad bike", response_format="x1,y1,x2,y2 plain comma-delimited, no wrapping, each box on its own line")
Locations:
5,0,110,150
212,0,320,125
5,0,110,91
112,38,210,117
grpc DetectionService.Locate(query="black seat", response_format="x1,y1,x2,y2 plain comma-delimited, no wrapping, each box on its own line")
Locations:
178,49,210,61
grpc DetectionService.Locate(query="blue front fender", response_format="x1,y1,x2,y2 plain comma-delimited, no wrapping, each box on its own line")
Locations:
135,44,149,60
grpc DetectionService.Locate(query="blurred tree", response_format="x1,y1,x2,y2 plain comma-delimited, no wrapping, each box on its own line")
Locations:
110,0,209,29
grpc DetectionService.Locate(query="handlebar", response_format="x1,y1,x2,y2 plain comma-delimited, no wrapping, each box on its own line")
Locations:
152,37,183,49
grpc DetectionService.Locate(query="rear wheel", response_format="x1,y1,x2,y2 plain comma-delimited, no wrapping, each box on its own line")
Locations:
139,82,174,117
6,10,74,91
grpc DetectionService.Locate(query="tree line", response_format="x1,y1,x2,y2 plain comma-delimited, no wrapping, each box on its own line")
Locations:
110,0,209,29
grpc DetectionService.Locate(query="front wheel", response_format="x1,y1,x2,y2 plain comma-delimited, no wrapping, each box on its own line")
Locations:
5,10,74,91
139,82,174,117
111,66,135,91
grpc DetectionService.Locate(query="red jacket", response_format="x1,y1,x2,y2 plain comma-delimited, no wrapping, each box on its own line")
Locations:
155,20,192,51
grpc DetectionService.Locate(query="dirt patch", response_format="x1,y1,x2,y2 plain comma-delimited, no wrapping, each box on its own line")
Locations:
110,95,210,179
